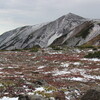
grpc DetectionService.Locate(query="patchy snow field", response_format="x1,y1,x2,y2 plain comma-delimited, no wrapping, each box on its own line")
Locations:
0,97,18,100
0,48,100,100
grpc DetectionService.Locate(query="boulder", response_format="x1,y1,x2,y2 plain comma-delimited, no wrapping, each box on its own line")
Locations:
81,89,100,100
18,94,48,100
53,91,66,100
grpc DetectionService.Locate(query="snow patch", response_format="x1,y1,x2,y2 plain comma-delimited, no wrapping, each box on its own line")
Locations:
0,83,3,87
35,87,45,91
0,97,18,100
75,49,81,53
82,58,100,61
73,62,81,65
47,33,62,46
53,69,70,76
38,66,45,69
69,77,84,82
47,51,63,54
61,62,70,67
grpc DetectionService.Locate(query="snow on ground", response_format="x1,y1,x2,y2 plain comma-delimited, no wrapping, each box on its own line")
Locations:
47,51,63,54
74,49,81,53
88,49,93,52
70,68,86,74
34,87,45,92
84,74,100,80
33,87,54,95
0,48,100,99
68,68,100,82
0,97,18,100
61,62,70,67
37,66,45,69
7,66,14,68
53,69,70,76
0,83,3,86
52,66,100,82
82,58,100,61
68,77,85,82
73,62,81,65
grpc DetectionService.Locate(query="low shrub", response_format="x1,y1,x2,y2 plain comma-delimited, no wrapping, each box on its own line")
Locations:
78,45,96,49
29,47,39,52
0,50,8,52
51,46,62,50
29,46,40,52
11,49,23,51
84,51,100,58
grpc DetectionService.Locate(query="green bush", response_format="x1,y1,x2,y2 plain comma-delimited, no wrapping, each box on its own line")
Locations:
0,50,7,52
84,51,100,58
11,49,23,51
51,46,62,50
78,45,97,49
29,47,39,52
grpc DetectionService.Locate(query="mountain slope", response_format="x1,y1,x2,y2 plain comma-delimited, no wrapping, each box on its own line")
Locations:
0,13,100,50
59,21,100,46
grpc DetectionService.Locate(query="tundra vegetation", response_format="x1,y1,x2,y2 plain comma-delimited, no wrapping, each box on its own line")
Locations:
0,46,100,100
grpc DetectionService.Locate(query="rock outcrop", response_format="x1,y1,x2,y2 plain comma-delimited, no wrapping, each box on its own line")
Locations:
18,95,48,100
81,89,100,100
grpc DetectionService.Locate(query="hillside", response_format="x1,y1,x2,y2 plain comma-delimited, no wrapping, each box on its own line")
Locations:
0,13,100,50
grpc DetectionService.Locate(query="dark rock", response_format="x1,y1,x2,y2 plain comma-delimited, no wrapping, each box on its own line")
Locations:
81,89,100,100
18,94,48,100
53,91,66,100
32,79,48,88
18,95,29,100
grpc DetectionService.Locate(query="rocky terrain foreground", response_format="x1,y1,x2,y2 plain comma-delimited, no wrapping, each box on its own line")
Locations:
0,47,100,100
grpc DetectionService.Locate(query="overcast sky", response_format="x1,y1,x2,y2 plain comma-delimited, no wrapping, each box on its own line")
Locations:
0,0,100,34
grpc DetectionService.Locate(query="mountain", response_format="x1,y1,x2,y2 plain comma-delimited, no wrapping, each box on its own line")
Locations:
0,13,100,50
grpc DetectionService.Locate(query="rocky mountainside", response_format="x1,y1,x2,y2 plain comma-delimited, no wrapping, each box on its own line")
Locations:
0,13,100,50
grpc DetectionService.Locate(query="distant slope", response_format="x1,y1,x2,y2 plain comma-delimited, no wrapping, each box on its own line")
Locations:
82,34,100,46
0,13,100,50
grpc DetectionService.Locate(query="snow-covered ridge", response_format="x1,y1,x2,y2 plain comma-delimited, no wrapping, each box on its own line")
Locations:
0,13,99,50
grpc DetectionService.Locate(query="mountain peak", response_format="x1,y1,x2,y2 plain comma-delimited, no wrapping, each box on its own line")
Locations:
0,13,99,50
67,12,76,15
65,13,85,20
66,12,80,16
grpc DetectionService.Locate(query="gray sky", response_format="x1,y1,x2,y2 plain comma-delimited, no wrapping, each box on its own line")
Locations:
0,0,100,34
